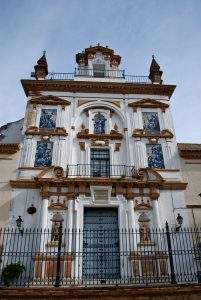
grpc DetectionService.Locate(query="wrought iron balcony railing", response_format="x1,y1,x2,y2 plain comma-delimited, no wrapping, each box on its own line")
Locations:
66,164,136,178
0,225,201,287
45,70,151,83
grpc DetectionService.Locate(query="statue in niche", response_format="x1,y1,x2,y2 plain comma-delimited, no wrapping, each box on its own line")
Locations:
138,212,151,243
51,221,60,242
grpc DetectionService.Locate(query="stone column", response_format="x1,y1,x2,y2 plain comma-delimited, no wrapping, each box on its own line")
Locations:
22,137,32,167
40,197,49,253
135,140,146,169
128,200,135,229
150,187,160,228
40,185,49,252
152,199,160,228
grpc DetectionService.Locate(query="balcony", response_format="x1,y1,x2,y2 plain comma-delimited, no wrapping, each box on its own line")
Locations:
66,164,136,178
43,69,151,84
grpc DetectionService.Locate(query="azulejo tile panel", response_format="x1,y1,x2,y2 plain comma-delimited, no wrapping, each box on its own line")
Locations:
34,141,53,167
94,113,106,134
39,109,57,130
146,144,165,168
142,112,160,132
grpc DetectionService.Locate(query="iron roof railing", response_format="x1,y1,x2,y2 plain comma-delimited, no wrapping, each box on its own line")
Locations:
44,70,151,84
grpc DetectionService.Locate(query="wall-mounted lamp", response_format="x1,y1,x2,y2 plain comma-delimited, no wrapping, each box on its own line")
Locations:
175,213,183,232
16,216,23,234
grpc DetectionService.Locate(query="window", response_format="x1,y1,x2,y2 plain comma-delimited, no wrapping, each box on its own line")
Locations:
34,141,53,167
94,113,106,134
142,112,160,133
39,109,57,130
146,144,165,169
93,64,106,77
91,149,110,177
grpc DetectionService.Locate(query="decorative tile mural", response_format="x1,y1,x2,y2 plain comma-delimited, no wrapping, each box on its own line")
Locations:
34,141,53,167
142,112,160,132
39,109,57,130
94,113,106,134
146,144,165,168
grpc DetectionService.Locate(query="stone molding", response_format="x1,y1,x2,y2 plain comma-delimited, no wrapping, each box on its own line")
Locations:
0,143,20,154
29,95,70,108
21,80,176,98
77,129,123,140
25,126,68,137
132,129,174,139
128,98,169,112
10,177,187,193
178,143,201,159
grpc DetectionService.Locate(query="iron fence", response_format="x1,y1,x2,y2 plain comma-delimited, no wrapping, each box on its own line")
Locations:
0,224,201,287
66,164,136,178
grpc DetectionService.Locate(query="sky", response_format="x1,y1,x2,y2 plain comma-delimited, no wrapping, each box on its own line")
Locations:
0,0,201,142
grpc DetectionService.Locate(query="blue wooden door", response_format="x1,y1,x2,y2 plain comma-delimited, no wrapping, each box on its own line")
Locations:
83,207,120,280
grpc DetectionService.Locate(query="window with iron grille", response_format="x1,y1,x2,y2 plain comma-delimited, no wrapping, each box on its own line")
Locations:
90,149,110,177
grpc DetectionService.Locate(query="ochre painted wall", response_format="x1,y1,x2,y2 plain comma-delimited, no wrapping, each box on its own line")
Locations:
180,157,201,226
0,152,20,227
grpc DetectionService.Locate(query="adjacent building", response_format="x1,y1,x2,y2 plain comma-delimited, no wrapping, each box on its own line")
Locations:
0,119,23,227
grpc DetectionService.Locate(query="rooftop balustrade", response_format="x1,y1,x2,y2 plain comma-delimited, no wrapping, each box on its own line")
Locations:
35,69,151,83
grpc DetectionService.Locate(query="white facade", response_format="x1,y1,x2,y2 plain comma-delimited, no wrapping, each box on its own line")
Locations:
9,46,189,233
2,45,197,284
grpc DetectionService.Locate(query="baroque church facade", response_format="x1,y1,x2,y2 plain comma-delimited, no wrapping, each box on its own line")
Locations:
10,45,188,232
1,45,201,290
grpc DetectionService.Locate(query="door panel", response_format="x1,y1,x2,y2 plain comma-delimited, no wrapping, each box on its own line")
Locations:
83,208,120,280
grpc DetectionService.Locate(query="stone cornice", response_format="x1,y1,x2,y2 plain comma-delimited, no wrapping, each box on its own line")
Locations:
132,129,174,139
77,129,123,140
178,143,201,159
10,177,187,190
0,143,20,154
179,150,201,159
186,204,201,208
25,127,68,137
21,80,176,98
29,95,70,107
128,98,169,111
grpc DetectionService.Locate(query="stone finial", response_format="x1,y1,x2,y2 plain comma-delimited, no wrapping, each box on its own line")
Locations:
34,51,48,80
148,55,163,84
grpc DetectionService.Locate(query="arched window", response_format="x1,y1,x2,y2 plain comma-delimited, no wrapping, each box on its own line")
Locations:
94,113,106,134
